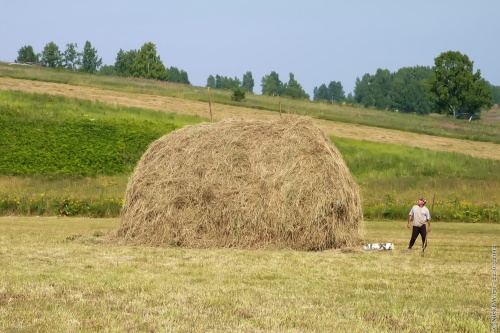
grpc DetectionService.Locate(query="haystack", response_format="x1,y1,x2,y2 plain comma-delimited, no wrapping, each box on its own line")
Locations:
115,116,363,250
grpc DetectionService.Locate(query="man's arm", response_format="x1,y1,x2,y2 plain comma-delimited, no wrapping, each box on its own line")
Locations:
426,208,431,232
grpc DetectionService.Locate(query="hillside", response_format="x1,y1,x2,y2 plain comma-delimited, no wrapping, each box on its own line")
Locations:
1,76,500,160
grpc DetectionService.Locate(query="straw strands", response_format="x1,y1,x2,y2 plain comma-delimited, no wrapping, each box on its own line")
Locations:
115,116,363,250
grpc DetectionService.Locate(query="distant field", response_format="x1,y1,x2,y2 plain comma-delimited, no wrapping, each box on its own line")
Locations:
0,217,497,332
1,76,500,160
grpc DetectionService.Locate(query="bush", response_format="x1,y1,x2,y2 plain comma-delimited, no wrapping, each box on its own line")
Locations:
231,88,246,102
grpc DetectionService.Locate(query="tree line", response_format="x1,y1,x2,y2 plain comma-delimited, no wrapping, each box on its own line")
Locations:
352,52,496,118
205,71,310,100
16,44,499,118
16,41,190,84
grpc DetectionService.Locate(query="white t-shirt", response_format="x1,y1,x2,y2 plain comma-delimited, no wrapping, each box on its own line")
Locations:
409,205,430,227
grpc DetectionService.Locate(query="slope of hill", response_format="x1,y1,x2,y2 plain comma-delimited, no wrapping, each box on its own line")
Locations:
1,76,499,160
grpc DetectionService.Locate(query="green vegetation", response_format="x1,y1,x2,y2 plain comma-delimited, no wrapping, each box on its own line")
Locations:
332,137,500,222
429,51,492,118
1,217,497,332
1,105,499,221
0,91,204,176
0,66,499,222
2,63,499,143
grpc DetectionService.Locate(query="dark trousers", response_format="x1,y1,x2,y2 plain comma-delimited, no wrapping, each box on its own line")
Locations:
408,225,427,249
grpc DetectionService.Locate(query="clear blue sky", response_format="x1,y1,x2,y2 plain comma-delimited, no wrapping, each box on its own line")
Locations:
1,0,498,96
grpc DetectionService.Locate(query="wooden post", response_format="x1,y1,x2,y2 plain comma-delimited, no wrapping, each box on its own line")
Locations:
207,87,213,122
279,95,282,118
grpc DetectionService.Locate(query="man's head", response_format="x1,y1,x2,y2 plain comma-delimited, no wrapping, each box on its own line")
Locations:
418,197,426,206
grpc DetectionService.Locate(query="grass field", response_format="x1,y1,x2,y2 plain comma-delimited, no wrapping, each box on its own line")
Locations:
1,76,500,160
0,217,498,332
0,63,499,331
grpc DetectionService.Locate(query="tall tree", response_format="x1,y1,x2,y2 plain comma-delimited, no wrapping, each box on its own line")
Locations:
80,41,102,73
354,73,371,105
168,66,190,84
354,69,393,109
428,51,492,118
391,66,433,114
206,75,216,88
283,73,309,99
369,69,393,109
114,49,137,77
313,84,329,101
63,43,80,70
40,42,63,68
328,81,345,102
214,75,240,89
314,81,345,102
16,45,38,63
241,71,254,92
261,71,283,96
132,42,167,80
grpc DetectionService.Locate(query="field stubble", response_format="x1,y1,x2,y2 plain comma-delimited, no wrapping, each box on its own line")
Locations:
0,217,498,332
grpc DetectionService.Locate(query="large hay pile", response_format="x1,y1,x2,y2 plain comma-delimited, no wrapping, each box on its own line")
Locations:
116,116,363,250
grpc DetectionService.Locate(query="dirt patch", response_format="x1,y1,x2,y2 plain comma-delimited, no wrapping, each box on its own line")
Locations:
1,77,499,160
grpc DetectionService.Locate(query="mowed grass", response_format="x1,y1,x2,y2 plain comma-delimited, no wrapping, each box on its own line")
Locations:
0,217,498,332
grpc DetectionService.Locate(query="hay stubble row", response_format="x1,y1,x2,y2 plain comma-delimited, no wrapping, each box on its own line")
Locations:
1,77,499,160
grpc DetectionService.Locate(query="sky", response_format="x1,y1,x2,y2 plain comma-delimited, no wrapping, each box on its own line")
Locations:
1,0,499,97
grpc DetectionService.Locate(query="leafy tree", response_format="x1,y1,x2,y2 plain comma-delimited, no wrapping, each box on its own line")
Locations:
261,71,284,96
115,49,137,77
369,69,393,109
313,84,329,101
428,51,492,118
16,45,38,63
328,81,345,102
391,66,433,114
314,81,345,102
80,41,102,73
168,66,190,84
40,42,63,68
214,75,240,89
63,43,80,70
354,69,393,109
180,70,190,84
283,73,309,99
132,42,167,80
206,75,216,88
241,71,254,92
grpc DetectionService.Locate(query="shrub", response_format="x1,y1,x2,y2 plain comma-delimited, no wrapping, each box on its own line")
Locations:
231,88,246,102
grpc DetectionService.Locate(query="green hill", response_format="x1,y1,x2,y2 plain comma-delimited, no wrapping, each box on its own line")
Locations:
0,63,499,222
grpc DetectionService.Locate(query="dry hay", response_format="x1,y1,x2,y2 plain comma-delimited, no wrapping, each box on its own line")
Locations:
115,116,363,250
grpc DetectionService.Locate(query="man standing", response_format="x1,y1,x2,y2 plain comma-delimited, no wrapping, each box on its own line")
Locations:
407,197,431,251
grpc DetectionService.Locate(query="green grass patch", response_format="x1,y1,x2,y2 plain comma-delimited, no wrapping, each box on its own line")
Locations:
1,129,499,222
332,136,500,195
0,90,203,176
0,217,497,332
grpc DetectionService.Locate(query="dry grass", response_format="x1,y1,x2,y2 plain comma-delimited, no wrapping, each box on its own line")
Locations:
1,77,500,160
1,216,498,332
116,116,363,250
